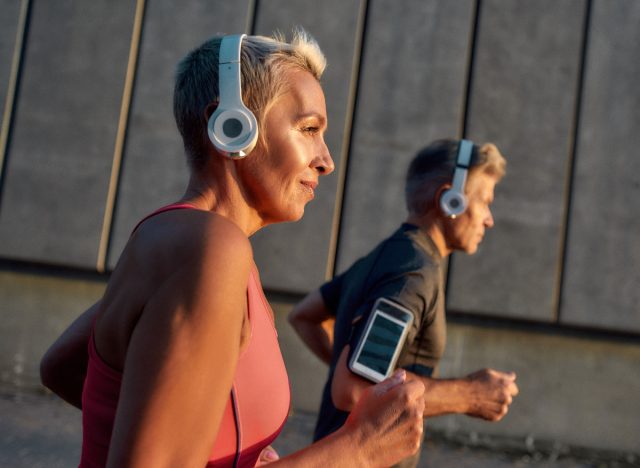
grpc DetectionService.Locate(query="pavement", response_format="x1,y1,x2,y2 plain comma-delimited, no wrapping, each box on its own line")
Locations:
0,390,636,467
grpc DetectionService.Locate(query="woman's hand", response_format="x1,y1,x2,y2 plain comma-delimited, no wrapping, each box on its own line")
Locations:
255,370,424,468
255,445,279,466
343,369,425,467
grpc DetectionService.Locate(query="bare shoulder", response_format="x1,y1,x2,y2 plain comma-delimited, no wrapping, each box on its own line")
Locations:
131,209,252,273
198,211,251,249
108,209,253,316
187,211,252,270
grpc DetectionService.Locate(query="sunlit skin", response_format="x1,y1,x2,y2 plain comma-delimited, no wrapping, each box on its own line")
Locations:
441,171,497,255
236,68,334,226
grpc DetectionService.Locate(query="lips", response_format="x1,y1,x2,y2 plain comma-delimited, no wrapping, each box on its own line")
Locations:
300,180,318,198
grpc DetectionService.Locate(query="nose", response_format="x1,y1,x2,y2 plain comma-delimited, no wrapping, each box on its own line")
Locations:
314,139,335,175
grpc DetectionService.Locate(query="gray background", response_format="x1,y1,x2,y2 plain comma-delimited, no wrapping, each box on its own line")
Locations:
1,0,638,457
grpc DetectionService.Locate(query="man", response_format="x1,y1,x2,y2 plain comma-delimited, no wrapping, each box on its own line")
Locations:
289,139,519,467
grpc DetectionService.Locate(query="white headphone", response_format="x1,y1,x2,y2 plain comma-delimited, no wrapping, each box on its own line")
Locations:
207,34,258,159
439,139,474,218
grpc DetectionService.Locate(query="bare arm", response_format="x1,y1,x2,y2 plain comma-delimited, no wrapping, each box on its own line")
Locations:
40,300,101,409
416,369,518,420
106,225,252,467
105,224,425,468
332,346,519,421
288,289,335,365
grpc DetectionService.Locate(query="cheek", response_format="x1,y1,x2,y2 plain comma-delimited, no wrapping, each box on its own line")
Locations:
452,218,475,245
473,209,488,227
268,137,306,175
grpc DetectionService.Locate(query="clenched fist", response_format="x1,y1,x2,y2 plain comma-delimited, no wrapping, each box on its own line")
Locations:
464,368,519,421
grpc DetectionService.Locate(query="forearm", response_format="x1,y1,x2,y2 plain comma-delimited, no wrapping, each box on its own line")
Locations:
410,374,471,417
288,289,335,365
289,319,333,365
269,426,367,468
42,360,88,409
425,368,519,421
40,301,100,408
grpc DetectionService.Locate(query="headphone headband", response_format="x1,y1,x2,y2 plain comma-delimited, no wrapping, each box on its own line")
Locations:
450,139,473,194
439,139,474,218
207,34,259,159
217,35,243,109
457,139,473,167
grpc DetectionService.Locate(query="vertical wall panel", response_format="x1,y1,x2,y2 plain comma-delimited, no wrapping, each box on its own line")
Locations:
0,0,23,145
0,1,137,268
250,0,362,292
107,0,252,268
447,0,585,321
336,0,475,273
561,0,640,333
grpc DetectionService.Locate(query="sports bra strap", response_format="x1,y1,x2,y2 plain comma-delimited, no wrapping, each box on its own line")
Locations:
131,203,196,235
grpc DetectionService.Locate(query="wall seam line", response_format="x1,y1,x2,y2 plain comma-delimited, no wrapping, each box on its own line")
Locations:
445,0,482,304
246,0,258,34
325,0,370,280
0,0,31,209
554,0,593,323
96,0,147,273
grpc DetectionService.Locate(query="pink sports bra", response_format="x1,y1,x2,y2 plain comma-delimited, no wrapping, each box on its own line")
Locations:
79,204,290,467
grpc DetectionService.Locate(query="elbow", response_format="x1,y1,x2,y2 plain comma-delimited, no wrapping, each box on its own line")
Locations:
39,350,55,391
331,380,359,412
39,346,65,394
286,310,296,328
332,392,357,412
287,308,303,333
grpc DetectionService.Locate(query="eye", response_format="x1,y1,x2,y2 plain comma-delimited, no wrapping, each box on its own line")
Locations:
301,126,319,134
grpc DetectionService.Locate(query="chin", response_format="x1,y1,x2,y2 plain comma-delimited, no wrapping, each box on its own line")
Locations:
269,206,306,225
288,208,306,223
464,244,479,255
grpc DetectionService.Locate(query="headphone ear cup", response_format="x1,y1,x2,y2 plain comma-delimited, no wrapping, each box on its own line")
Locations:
440,188,467,219
207,106,258,159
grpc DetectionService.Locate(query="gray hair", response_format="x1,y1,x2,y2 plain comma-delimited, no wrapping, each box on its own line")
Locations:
173,29,326,170
405,139,506,217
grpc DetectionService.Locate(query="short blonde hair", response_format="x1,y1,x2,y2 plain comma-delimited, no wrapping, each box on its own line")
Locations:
173,29,326,170
470,143,506,180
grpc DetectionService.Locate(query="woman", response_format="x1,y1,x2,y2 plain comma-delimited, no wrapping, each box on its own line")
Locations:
40,31,424,467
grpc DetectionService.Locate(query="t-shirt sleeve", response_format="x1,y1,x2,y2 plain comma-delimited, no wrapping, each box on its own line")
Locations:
345,267,439,364
319,273,344,315
366,269,439,346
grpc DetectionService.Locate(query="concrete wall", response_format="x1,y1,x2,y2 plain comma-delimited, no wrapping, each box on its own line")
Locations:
1,0,638,455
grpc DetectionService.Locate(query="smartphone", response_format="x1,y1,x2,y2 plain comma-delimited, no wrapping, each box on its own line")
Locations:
348,297,414,383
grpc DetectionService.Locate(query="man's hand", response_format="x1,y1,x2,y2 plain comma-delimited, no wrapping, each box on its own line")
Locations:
464,368,519,421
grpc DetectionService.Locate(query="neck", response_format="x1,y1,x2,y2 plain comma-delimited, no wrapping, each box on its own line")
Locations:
179,163,266,237
405,213,452,258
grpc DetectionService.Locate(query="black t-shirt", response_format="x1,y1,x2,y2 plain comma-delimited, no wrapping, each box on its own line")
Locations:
314,224,446,446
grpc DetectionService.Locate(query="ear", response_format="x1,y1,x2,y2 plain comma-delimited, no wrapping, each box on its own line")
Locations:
203,99,220,124
434,184,451,214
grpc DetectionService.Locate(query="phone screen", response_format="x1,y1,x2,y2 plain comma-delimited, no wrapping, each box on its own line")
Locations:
354,312,405,374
